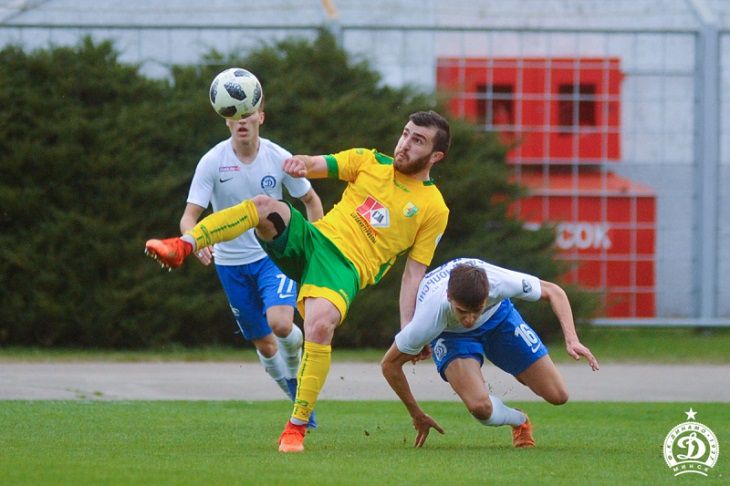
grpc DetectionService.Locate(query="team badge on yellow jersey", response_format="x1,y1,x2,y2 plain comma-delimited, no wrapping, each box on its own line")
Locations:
403,202,418,218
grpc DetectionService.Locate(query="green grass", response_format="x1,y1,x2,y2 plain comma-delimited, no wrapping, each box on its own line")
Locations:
1,327,730,363
1,401,727,484
570,326,730,363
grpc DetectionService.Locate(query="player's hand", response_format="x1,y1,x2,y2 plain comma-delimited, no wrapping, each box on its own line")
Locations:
566,341,599,371
283,156,308,178
412,413,444,448
410,345,432,364
194,246,214,266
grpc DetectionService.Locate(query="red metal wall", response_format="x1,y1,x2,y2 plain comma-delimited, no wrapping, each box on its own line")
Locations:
436,57,622,164
514,170,656,317
437,57,656,317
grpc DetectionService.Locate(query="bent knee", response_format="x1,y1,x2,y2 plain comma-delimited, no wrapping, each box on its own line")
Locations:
545,389,569,405
268,319,293,337
466,400,493,420
306,318,335,335
251,194,278,215
252,336,277,357
303,317,338,343
252,195,289,239
251,194,275,205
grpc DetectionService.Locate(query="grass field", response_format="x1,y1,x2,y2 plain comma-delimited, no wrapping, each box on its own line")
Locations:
2,327,730,363
2,329,728,484
1,400,727,484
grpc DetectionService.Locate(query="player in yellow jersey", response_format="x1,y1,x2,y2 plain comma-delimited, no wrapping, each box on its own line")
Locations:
145,110,451,452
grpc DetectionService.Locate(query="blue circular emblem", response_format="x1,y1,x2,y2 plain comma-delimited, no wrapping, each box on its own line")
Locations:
260,175,276,191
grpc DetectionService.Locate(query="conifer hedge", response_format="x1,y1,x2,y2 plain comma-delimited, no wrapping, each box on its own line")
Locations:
0,32,596,348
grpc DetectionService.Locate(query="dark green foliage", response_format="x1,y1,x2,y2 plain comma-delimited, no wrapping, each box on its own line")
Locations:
0,38,235,347
0,31,596,348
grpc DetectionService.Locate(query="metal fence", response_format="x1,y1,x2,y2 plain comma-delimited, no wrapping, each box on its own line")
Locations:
0,16,727,325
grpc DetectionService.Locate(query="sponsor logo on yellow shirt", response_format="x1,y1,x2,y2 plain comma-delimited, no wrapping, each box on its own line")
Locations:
350,212,377,243
356,196,390,228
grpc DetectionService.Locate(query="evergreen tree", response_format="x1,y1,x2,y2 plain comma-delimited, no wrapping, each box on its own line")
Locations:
183,30,598,345
0,39,234,346
0,32,596,348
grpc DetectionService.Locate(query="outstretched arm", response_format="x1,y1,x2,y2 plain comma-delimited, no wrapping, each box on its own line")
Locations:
381,343,445,447
539,280,600,371
399,258,431,361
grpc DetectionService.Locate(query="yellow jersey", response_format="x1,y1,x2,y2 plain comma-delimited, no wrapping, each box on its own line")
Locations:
313,148,449,289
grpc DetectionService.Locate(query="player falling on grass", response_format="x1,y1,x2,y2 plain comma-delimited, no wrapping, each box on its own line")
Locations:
381,258,599,448
181,102,323,428
145,110,451,453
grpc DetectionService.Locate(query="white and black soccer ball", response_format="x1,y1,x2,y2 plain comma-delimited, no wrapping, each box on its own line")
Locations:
209,68,263,119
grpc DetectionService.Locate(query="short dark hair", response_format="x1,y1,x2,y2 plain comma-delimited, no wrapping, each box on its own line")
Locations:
409,110,451,157
447,263,489,311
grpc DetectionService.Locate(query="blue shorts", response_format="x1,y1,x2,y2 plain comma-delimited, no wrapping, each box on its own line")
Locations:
215,257,297,341
431,300,548,380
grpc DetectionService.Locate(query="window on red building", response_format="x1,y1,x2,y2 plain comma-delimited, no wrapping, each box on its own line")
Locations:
477,83,515,145
437,57,621,162
476,83,514,128
557,83,597,131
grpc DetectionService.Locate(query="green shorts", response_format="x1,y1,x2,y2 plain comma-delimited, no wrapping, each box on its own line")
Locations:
258,204,360,323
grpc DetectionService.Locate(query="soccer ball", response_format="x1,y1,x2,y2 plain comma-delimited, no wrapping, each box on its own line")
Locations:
209,68,263,119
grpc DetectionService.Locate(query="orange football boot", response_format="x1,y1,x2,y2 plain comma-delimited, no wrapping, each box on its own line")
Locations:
512,413,535,448
278,421,306,453
144,237,193,270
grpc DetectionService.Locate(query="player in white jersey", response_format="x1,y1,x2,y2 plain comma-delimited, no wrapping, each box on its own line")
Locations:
181,104,323,426
381,258,599,448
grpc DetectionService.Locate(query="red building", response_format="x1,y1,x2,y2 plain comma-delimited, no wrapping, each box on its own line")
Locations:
437,57,656,317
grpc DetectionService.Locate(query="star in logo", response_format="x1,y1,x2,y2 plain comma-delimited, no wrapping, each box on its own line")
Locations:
664,407,719,477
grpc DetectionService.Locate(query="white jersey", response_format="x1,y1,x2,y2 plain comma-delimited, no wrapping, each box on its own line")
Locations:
186,137,312,265
394,258,543,355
